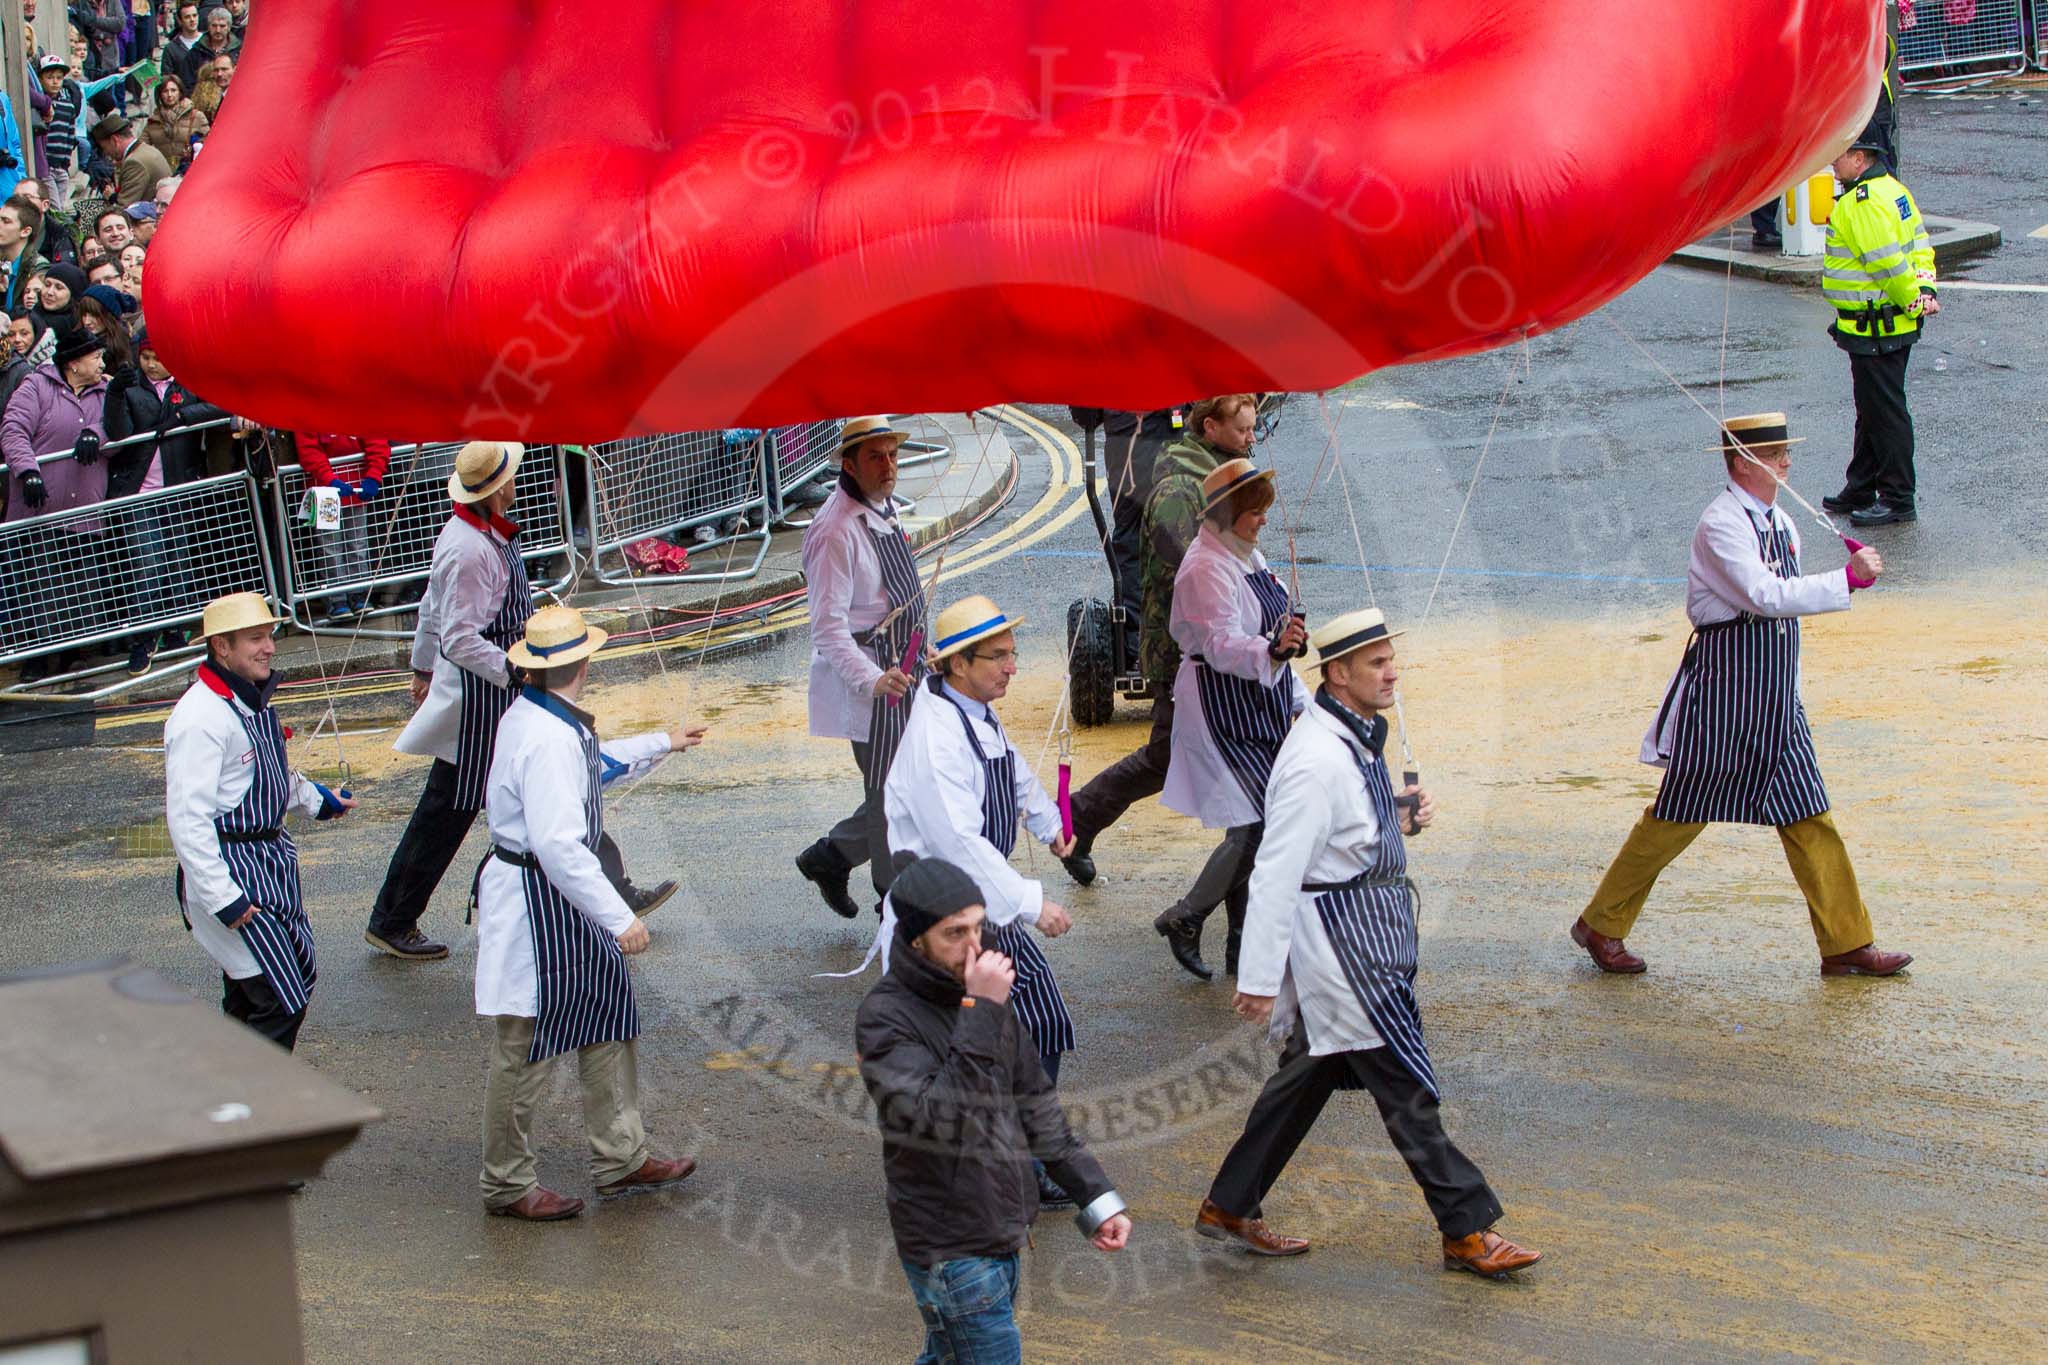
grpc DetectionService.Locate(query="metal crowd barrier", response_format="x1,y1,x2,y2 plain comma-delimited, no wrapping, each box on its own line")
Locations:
270,441,574,637
1897,0,2030,83
2,423,275,701
2034,0,2047,69
576,430,773,585
770,419,843,522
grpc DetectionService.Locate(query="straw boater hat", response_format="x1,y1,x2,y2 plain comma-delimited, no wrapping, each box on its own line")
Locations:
505,604,608,671
447,440,523,503
929,594,1023,663
1709,412,1805,455
1310,608,1405,672
201,592,282,639
1201,457,1274,514
837,415,913,457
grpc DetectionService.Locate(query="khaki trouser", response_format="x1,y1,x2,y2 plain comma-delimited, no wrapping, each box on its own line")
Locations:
480,1015,648,1207
1583,807,1875,959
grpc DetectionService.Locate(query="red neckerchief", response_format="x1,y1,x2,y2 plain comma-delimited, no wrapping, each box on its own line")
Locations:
451,501,520,540
197,661,288,732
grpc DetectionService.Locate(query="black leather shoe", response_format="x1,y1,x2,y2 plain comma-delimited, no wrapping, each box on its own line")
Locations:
1849,499,1916,527
795,841,860,919
1821,488,1874,514
623,878,676,918
365,926,449,960
1060,835,1097,887
1154,909,1213,981
1750,233,1782,252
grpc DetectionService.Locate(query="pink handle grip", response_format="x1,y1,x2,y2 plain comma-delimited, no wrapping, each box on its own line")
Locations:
1841,535,1875,590
1841,535,1865,553
886,629,925,708
1057,761,1074,842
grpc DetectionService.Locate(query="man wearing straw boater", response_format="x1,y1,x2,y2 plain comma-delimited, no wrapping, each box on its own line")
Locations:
884,594,1084,1208
795,415,928,919
1571,412,1913,979
474,604,703,1221
368,440,670,961
1196,608,1542,1279
166,592,357,1051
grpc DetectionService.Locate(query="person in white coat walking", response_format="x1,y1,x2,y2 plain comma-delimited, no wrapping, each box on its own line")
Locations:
884,594,1083,1209
1154,458,1309,980
1571,413,1912,979
795,416,927,919
474,604,706,1222
165,593,357,1050
369,440,672,962
1196,608,1542,1279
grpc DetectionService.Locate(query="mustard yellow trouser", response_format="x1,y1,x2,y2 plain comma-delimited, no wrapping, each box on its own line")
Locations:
1582,807,1874,958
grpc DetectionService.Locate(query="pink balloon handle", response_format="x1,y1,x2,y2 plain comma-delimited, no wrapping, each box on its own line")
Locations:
1057,761,1074,842
886,629,925,708
1841,534,1866,553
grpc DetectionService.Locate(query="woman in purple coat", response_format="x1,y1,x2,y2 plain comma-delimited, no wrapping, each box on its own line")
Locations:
1,328,111,680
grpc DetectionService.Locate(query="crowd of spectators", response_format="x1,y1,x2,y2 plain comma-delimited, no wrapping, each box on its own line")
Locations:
0,2,390,687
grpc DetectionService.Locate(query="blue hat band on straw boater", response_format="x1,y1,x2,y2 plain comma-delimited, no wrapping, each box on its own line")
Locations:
462,450,509,492
934,614,1008,652
525,630,588,657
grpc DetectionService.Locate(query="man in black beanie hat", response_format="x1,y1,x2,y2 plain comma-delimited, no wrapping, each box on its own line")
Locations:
855,856,1131,1363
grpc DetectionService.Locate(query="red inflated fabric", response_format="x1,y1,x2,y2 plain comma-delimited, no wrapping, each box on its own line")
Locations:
146,2,1881,439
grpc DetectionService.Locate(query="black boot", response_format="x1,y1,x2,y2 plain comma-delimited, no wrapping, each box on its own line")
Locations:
1821,487,1874,514
1153,906,1212,981
1849,499,1916,527
1224,885,1247,978
1059,831,1097,886
1033,1159,1076,1213
796,839,860,919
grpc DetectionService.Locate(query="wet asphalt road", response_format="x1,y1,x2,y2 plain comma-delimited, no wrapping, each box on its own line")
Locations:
3,90,2045,1362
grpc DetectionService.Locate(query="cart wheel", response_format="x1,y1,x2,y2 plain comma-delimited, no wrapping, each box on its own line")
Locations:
1066,598,1116,727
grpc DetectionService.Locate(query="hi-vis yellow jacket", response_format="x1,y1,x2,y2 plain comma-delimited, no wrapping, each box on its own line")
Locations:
1823,168,1936,354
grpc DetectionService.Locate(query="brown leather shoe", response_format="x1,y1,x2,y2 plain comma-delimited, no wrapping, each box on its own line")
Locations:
1571,917,1646,974
1195,1199,1309,1256
596,1154,698,1199
1820,944,1912,977
488,1186,584,1221
1443,1228,1541,1278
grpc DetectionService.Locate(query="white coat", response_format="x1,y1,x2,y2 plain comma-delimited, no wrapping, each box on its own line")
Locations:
1641,484,1852,764
1163,523,1310,827
397,511,519,763
472,695,670,1017
884,681,1063,928
1239,700,1390,1056
803,482,900,741
164,676,328,979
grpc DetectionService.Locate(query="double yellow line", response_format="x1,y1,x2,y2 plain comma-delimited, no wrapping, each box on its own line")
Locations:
98,407,1091,731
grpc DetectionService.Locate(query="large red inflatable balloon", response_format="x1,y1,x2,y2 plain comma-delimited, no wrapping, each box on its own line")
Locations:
147,2,1880,439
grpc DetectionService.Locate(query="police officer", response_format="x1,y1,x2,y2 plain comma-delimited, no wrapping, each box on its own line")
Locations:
1819,121,1937,529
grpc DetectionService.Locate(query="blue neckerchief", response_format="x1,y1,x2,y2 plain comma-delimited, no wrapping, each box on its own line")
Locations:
521,685,595,736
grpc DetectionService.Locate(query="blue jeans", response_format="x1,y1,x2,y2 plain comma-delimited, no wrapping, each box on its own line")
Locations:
899,1254,1021,1364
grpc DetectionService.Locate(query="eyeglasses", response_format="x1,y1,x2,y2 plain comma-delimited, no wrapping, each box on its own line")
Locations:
969,648,1020,665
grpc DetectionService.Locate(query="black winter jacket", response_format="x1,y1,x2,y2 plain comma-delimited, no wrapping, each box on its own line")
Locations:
104,370,231,497
855,936,1118,1268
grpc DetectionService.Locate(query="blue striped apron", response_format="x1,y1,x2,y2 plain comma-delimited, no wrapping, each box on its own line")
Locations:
501,688,640,1063
450,529,533,812
858,508,928,803
1307,728,1436,1098
935,682,1076,1057
1651,510,1830,827
177,693,317,1017
1192,568,1295,813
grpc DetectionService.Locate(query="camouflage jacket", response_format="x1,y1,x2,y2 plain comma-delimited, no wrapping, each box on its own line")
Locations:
1139,436,1225,685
